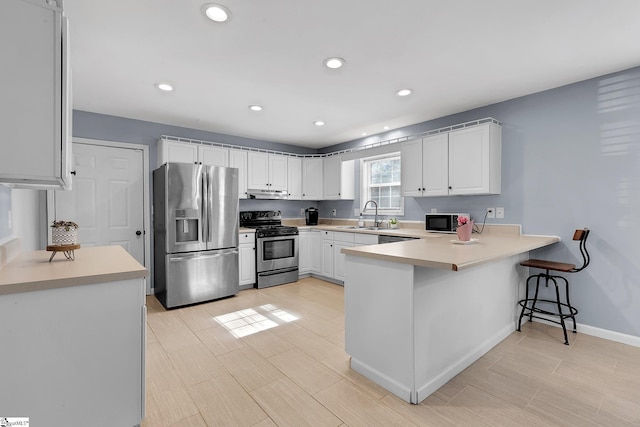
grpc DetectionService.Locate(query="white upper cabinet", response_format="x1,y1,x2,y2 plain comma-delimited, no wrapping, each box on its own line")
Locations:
229,149,248,199
302,158,323,200
323,155,355,200
448,123,501,195
0,0,72,190
400,138,425,197
247,152,287,191
287,157,302,200
157,139,229,166
422,134,450,196
401,134,449,197
158,140,198,164
401,123,501,197
198,145,229,167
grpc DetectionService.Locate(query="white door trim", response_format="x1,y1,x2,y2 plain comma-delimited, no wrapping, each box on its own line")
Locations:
47,137,152,294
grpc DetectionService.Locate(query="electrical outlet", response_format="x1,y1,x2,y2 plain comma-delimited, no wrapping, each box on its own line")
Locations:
430,208,437,213
331,208,337,217
8,210,12,229
354,208,360,216
300,208,305,216
496,207,505,219
486,208,495,219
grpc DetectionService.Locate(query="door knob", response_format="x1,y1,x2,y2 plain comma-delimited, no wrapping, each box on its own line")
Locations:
136,230,142,236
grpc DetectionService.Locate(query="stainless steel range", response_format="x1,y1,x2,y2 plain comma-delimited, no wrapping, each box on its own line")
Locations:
239,211,299,288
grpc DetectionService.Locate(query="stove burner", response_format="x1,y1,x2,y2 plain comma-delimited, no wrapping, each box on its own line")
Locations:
240,210,298,237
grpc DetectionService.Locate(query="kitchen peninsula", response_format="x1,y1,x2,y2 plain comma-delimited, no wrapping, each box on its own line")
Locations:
341,227,559,404
0,245,148,427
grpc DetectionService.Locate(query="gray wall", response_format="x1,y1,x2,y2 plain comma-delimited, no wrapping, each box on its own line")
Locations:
2,66,639,337
319,67,640,337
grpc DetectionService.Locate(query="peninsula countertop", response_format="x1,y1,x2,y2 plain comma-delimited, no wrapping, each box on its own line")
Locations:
0,245,148,296
341,232,560,271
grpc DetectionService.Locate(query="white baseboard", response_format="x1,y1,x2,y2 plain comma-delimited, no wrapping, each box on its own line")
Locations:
531,316,640,348
350,357,413,404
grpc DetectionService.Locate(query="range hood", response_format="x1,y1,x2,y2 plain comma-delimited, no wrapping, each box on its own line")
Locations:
247,188,289,200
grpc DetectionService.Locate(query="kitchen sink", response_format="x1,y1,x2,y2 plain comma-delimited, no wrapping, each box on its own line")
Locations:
336,226,379,230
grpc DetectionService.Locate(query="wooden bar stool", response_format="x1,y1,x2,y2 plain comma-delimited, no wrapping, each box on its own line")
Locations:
517,228,590,344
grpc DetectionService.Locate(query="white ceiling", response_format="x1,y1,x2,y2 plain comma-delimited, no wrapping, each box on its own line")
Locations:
65,0,640,149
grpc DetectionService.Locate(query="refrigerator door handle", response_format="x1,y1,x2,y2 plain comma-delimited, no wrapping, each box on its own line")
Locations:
169,249,238,262
202,170,208,245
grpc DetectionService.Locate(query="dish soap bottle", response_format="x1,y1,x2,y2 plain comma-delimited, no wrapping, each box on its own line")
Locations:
358,213,364,228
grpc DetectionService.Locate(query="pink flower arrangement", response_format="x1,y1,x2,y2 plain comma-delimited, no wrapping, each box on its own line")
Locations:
457,216,470,226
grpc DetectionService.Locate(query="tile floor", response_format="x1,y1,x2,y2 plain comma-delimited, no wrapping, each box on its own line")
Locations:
142,277,640,426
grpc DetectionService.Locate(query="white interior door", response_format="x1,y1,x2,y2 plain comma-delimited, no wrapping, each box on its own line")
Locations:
53,143,145,265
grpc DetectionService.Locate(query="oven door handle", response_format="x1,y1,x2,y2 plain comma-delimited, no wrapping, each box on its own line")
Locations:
258,234,298,242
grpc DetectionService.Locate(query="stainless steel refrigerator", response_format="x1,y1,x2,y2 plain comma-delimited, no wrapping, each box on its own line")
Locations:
153,162,239,308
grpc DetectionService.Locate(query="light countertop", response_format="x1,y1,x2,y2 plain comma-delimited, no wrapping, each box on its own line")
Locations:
341,233,560,271
0,245,148,296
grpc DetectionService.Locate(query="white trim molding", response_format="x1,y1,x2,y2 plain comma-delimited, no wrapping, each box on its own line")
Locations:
531,316,640,348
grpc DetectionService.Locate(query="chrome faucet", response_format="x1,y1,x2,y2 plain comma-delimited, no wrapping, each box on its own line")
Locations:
362,200,380,228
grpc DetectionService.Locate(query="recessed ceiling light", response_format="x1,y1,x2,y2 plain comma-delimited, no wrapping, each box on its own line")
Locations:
383,126,390,130
248,105,263,111
362,132,368,136
396,88,413,97
155,83,174,91
202,4,231,22
313,121,326,126
324,57,345,69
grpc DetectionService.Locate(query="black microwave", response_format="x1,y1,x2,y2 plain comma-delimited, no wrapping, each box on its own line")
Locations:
425,213,469,233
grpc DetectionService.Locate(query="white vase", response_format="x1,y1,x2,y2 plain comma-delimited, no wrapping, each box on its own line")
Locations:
52,227,78,245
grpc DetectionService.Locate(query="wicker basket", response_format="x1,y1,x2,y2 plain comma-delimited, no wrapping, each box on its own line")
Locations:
51,227,78,245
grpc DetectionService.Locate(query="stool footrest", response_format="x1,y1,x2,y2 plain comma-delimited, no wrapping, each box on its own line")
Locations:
517,298,578,319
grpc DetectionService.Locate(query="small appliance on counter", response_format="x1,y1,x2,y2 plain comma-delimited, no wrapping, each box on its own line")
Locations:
305,207,318,225
425,213,470,233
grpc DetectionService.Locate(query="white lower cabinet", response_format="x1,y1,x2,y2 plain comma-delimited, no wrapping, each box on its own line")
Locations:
303,230,377,284
300,229,322,275
321,231,334,278
354,233,379,246
0,277,145,426
239,232,256,289
299,230,311,274
333,232,355,282
309,230,322,274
